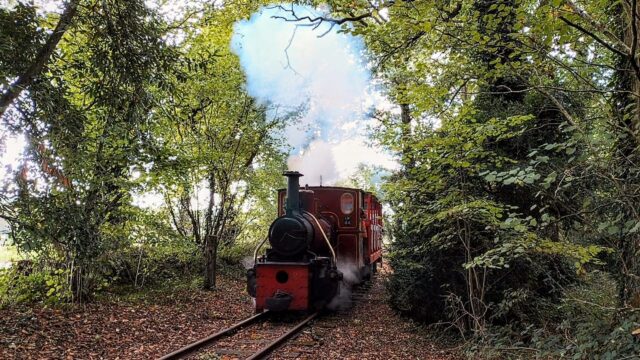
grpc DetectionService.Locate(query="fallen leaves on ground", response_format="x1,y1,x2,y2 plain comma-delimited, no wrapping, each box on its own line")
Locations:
273,262,461,360
1,263,460,359
0,276,254,360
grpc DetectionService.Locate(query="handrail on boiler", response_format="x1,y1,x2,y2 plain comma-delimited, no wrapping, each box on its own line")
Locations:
253,236,268,265
303,211,337,267
252,212,337,268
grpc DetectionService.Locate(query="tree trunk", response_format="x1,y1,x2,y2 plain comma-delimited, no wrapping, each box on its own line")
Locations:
69,259,90,303
400,103,414,170
613,0,640,307
203,234,217,290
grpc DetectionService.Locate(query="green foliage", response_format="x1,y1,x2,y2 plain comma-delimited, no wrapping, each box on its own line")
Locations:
0,0,176,302
2,2,639,358
148,3,288,289
0,243,19,263
0,0,312,306
313,0,635,354
106,239,201,287
384,109,594,329
0,0,285,300
335,164,386,196
0,266,70,307
468,272,640,359
0,3,44,76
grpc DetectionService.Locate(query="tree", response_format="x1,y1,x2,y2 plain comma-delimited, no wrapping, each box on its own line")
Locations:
1,0,173,301
151,5,288,290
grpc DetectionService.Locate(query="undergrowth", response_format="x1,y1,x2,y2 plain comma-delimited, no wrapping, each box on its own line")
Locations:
0,240,252,308
468,271,640,359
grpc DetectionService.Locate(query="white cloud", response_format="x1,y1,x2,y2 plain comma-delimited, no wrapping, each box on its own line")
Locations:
287,140,338,185
331,138,397,179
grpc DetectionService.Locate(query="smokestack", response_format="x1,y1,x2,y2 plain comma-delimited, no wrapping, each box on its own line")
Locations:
284,171,303,215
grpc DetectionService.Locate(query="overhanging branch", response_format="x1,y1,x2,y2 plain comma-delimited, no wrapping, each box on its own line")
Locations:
0,0,80,119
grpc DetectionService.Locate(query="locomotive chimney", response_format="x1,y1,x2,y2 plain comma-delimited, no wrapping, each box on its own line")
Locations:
282,171,303,215
284,171,303,215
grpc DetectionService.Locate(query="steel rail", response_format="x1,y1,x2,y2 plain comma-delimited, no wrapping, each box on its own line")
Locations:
245,311,320,360
158,311,270,360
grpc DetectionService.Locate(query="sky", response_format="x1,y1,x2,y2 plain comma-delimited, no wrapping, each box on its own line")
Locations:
231,5,397,185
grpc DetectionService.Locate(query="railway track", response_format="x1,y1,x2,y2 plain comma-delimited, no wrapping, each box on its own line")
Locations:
158,276,375,359
158,311,319,360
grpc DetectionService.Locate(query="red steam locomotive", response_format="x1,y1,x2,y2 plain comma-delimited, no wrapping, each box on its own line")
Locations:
247,171,383,312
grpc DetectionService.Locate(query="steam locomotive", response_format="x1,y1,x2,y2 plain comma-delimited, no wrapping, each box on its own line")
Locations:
246,171,383,312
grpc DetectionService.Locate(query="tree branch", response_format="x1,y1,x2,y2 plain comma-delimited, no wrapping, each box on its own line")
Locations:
563,0,631,53
0,0,80,119
559,16,628,59
560,14,640,87
270,4,373,33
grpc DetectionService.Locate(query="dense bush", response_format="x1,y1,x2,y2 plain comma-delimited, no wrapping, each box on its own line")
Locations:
462,272,640,359
383,103,595,333
0,263,70,307
105,239,256,287
105,241,202,288
0,236,258,307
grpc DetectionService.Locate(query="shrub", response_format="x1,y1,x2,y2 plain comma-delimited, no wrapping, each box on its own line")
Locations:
105,240,202,287
466,271,640,359
0,265,70,307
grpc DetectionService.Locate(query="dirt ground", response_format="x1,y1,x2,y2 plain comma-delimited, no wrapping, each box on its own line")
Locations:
271,263,461,360
0,265,460,359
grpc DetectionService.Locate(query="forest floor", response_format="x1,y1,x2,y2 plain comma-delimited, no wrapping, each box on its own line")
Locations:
270,262,461,360
0,264,460,359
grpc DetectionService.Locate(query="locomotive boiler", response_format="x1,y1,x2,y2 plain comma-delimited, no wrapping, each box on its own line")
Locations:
247,171,383,312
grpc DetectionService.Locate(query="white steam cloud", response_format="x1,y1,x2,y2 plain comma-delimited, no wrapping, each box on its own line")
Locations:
231,4,397,185
327,261,362,311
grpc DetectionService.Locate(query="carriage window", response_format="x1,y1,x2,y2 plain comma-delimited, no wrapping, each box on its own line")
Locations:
340,193,354,214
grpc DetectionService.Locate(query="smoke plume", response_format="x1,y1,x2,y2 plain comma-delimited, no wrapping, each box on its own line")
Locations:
231,4,395,184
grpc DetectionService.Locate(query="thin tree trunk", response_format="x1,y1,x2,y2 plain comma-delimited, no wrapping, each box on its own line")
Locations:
203,172,218,290
400,103,414,170
613,0,640,307
203,234,217,290
0,0,80,118
69,260,86,303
